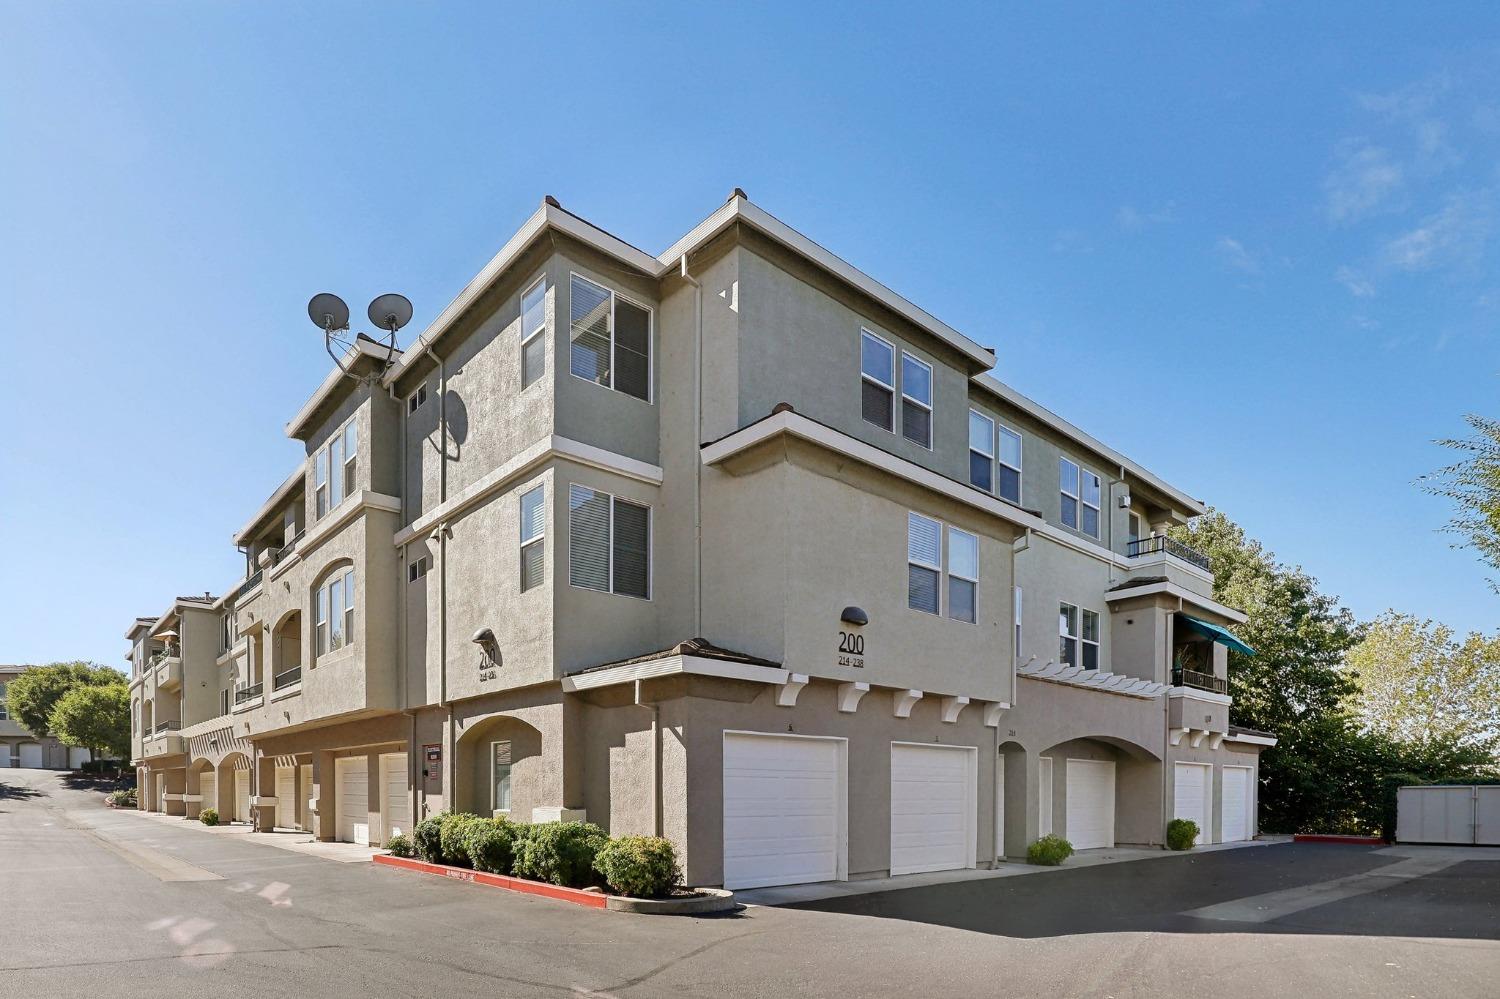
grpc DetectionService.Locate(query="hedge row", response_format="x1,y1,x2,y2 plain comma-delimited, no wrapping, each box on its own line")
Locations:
389,814,682,899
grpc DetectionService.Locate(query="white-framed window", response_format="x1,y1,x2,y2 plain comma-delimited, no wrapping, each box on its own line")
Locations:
0,682,7,721
567,484,650,599
860,329,896,432
1128,513,1142,547
220,689,229,715
1014,587,1023,656
1059,457,1080,531
569,273,650,402
220,612,232,652
315,419,358,520
315,567,355,657
315,448,329,518
491,740,512,813
407,556,429,583
408,384,427,414
907,513,942,615
1080,469,1102,539
521,277,546,389
948,528,978,623
998,425,1022,504
1059,602,1079,666
519,484,545,592
900,352,933,449
342,421,358,498
1081,609,1100,670
968,410,994,492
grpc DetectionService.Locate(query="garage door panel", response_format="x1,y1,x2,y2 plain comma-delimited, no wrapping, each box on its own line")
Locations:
200,773,216,812
1173,763,1211,844
1221,767,1251,843
19,743,43,768
890,744,974,876
234,770,250,822
723,734,843,890
276,767,297,829
1065,759,1115,850
382,754,409,842
337,757,370,845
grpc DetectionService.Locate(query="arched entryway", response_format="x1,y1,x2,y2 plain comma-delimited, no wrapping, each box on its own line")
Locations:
455,716,544,819
218,752,252,824
1038,736,1162,851
271,610,302,692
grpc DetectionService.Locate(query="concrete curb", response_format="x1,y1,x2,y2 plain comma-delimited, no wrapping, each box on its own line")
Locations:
373,854,608,908
606,888,737,915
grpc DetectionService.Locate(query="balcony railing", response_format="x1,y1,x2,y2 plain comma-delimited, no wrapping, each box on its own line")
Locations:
273,666,302,690
1172,667,1229,696
271,530,305,567
148,648,179,668
1127,535,1211,572
152,720,182,734
234,682,264,705
230,569,264,603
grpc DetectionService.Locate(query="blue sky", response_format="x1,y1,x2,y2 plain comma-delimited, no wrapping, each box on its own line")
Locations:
2,3,1498,670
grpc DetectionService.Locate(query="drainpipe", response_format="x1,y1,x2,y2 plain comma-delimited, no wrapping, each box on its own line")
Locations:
394,380,422,825
679,253,704,636
427,347,456,809
636,679,662,837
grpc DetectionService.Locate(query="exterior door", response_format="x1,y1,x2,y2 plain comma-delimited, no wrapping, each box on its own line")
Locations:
1065,759,1116,850
722,733,844,890
336,756,370,845
890,743,976,876
18,743,43,768
276,767,298,829
381,753,410,843
155,773,166,811
1173,763,1212,844
1221,766,1252,842
200,772,217,814
68,747,91,769
234,770,250,823
1478,787,1500,846
0,746,10,767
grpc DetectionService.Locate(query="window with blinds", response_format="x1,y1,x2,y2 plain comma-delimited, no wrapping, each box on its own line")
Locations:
860,329,895,432
492,741,512,813
568,484,650,599
521,277,546,389
520,484,545,592
569,273,650,402
908,512,980,622
900,352,933,448
948,529,978,624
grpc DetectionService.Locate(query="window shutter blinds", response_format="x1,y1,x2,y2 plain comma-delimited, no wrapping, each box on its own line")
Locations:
493,741,512,766
902,401,932,448
907,514,941,567
862,380,893,431
520,486,545,542
909,565,940,614
569,276,612,385
613,300,650,401
523,333,546,388
568,485,611,591
611,499,650,598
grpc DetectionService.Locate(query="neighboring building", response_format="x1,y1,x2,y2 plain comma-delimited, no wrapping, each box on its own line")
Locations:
131,192,1274,888
1,664,92,770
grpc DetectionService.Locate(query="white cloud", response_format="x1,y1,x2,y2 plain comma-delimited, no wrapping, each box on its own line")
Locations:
1324,142,1403,222
1215,236,1261,275
1380,190,1492,271
1335,265,1376,298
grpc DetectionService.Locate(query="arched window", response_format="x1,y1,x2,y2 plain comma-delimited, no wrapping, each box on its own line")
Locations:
315,564,356,658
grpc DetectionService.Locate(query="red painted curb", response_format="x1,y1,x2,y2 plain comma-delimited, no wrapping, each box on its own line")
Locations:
373,854,609,908
1293,834,1385,845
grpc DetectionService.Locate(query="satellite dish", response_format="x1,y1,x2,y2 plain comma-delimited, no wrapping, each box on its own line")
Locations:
368,293,413,334
308,293,350,332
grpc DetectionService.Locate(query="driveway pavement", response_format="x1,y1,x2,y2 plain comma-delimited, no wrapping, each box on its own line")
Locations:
3,768,1497,998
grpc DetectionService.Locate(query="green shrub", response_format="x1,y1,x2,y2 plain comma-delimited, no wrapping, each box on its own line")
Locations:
106,787,137,807
465,817,522,875
438,813,485,867
512,821,610,888
386,832,414,858
413,814,446,863
199,807,220,827
1167,818,1199,851
1027,834,1074,866
594,835,682,898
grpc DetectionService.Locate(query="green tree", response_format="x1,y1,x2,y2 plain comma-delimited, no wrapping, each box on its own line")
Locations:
1423,413,1500,590
1347,611,1500,752
48,683,131,762
5,662,122,738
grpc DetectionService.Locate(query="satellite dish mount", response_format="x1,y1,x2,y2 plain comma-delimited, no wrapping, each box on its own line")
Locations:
306,291,410,379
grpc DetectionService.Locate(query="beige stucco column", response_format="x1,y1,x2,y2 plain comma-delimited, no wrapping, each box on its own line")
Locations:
163,768,187,816
252,751,278,832
311,750,336,842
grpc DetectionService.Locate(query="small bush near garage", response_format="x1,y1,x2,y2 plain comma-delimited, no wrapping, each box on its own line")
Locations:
465,817,522,875
199,808,220,827
513,821,610,888
386,832,414,859
413,815,446,863
1027,834,1074,866
439,813,486,866
594,836,682,898
1167,818,1199,851
106,787,136,808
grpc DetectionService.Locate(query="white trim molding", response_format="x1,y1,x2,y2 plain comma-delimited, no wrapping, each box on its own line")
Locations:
1167,686,1234,706
837,681,870,713
939,695,970,724
776,673,809,707
893,689,923,718
1225,731,1278,748
1105,580,1248,625
982,702,1010,727
561,655,788,693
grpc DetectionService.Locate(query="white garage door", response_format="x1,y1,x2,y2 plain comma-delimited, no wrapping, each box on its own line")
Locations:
336,756,370,845
18,743,43,769
234,770,250,823
0,746,11,767
276,767,298,829
299,764,313,832
1065,759,1116,850
381,753,410,843
1173,763,1212,845
723,733,843,890
891,743,976,876
1221,766,1252,843
68,747,91,769
200,772,217,813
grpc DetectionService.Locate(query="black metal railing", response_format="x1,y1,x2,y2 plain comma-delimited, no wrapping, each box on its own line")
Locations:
272,666,302,690
148,648,179,668
1172,667,1229,696
271,530,305,566
230,569,264,603
1127,535,1211,572
152,720,182,734
234,682,264,705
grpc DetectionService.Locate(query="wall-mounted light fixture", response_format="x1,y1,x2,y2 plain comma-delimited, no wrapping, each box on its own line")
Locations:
840,606,868,626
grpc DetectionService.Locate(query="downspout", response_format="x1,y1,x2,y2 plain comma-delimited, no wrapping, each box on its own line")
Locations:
636,679,662,837
393,380,421,824
679,253,704,636
428,347,456,809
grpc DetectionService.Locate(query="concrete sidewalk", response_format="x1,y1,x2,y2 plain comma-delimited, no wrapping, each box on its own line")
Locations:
736,836,1288,906
110,807,381,863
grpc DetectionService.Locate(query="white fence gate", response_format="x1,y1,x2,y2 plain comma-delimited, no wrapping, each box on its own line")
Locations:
1396,785,1500,845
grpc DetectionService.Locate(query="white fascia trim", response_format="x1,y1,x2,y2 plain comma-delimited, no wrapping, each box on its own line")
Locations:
659,197,995,369
393,437,664,547
561,655,789,692
283,339,400,440
232,466,305,546
701,410,1045,533
1104,580,1248,624
297,490,402,557
1226,732,1278,747
1167,686,1234,706
970,373,1206,518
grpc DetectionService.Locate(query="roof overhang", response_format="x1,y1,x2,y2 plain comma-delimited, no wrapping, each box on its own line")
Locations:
561,654,789,692
124,617,156,640
1104,579,1248,624
284,338,399,441
233,466,305,546
1225,730,1278,747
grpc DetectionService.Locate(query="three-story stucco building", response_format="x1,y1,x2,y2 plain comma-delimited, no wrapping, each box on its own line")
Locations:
131,191,1274,889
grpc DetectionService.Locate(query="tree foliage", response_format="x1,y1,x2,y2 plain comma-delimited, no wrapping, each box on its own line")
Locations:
5,662,122,738
1423,413,1500,590
1347,612,1500,752
48,683,131,761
